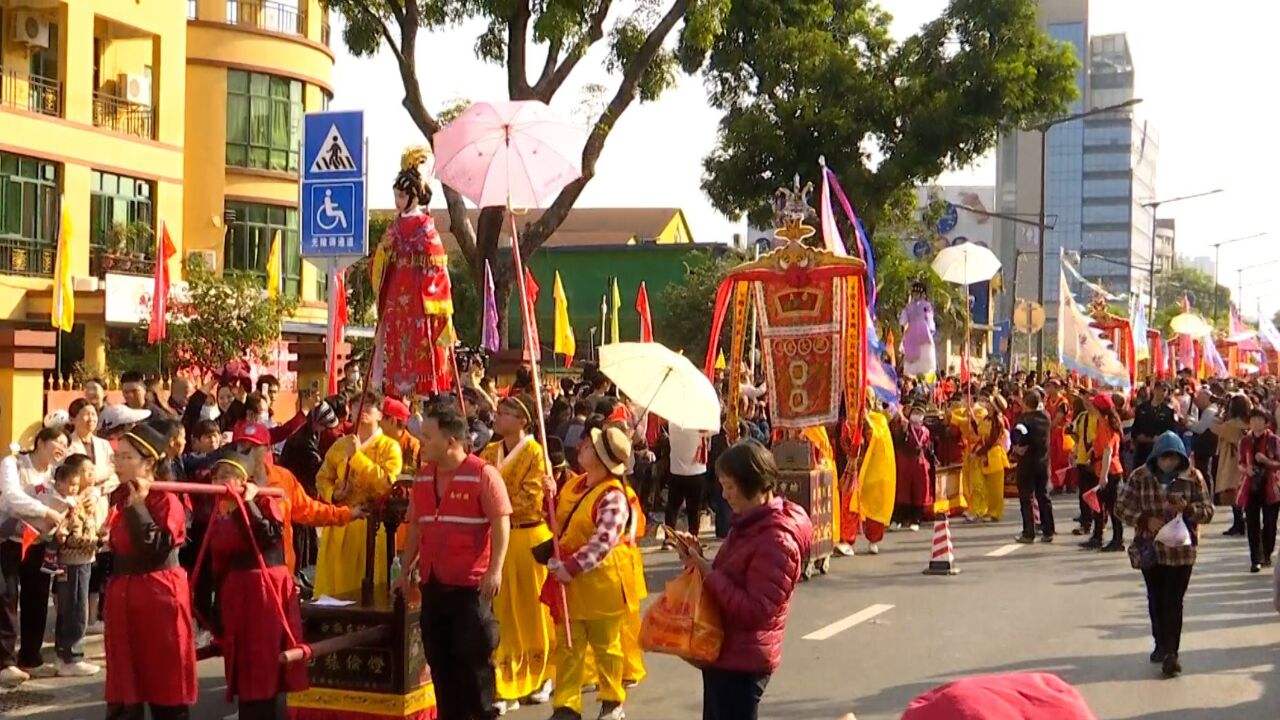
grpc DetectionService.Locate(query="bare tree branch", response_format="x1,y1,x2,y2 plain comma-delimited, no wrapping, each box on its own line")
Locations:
508,0,533,99
532,0,613,101
533,37,563,92
525,0,691,248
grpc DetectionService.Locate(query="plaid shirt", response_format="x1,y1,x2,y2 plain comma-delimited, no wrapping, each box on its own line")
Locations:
1117,465,1214,567
565,487,629,576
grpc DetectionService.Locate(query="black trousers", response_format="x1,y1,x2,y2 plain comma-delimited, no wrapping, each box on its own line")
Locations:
420,579,499,720
665,473,706,534
702,667,770,720
1017,466,1055,538
1092,476,1124,545
239,696,286,720
0,540,51,669
105,704,190,720
1141,564,1194,655
1076,465,1098,529
1245,500,1280,566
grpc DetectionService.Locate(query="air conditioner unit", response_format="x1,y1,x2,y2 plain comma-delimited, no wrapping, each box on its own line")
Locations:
12,12,50,49
119,73,152,106
187,250,217,271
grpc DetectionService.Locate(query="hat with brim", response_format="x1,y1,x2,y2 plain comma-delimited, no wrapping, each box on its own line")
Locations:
589,426,631,476
99,404,151,433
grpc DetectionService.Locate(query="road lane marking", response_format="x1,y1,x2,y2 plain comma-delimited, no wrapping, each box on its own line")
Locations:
803,603,894,641
985,543,1025,558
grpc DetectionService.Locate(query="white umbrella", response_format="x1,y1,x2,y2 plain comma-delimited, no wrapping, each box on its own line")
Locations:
1169,312,1212,339
931,242,1002,286
598,342,721,431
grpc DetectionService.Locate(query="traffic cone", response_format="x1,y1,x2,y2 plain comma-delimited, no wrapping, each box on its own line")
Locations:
923,514,961,576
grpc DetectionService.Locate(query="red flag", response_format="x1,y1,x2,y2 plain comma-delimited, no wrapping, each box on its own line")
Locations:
20,522,38,560
523,268,541,356
147,221,177,344
636,281,654,342
327,269,349,396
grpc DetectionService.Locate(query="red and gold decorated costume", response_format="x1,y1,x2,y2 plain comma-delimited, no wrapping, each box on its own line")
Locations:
372,146,454,397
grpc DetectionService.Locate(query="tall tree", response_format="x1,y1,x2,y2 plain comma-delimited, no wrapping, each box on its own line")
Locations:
699,0,1079,233
325,0,728,340
1152,266,1230,336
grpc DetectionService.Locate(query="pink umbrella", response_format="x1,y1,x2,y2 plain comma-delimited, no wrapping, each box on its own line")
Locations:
433,100,586,209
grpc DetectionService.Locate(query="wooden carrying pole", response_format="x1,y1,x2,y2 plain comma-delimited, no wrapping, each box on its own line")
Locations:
151,481,284,498
278,625,391,665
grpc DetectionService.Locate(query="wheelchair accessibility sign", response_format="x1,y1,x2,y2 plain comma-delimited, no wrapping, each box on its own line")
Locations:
302,111,366,257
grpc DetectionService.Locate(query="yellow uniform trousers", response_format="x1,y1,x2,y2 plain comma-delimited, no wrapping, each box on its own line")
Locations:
551,616,625,714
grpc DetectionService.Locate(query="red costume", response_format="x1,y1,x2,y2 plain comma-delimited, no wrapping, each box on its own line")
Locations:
1046,394,1072,490
104,489,198,709
372,210,454,397
895,419,935,514
208,492,307,707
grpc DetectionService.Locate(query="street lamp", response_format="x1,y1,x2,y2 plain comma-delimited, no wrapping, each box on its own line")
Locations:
1036,97,1143,372
1143,188,1225,320
1235,258,1280,310
1211,232,1267,322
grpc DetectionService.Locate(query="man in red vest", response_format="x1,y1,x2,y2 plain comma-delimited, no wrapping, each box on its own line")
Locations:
399,404,511,720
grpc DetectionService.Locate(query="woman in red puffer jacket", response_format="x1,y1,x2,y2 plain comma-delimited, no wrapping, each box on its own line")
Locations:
674,440,813,720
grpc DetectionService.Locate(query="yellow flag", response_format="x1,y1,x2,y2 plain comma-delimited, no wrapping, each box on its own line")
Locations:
609,277,621,344
553,271,575,363
715,350,727,370
51,204,74,332
266,229,282,300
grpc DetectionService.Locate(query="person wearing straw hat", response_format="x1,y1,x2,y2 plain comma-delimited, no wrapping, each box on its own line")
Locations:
547,425,636,720
102,424,197,718
481,394,555,711
205,452,307,720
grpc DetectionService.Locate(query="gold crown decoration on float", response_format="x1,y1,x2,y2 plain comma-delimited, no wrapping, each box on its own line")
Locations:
734,172,865,282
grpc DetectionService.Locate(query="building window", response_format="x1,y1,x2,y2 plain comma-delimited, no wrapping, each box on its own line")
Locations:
226,70,302,173
90,171,155,274
0,151,59,276
224,201,301,298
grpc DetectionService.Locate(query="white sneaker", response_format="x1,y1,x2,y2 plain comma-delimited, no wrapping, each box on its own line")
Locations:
494,700,520,715
888,522,902,532
86,620,105,636
196,629,214,649
56,660,100,677
0,665,29,687
833,542,855,557
868,543,881,556
25,664,57,679
527,679,553,704
909,523,921,532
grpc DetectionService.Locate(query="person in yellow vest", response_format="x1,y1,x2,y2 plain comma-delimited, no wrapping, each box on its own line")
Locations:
482,395,556,713
314,391,404,597
547,426,635,720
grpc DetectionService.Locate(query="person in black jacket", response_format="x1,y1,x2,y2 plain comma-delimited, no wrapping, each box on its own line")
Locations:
1012,389,1055,543
1132,382,1181,468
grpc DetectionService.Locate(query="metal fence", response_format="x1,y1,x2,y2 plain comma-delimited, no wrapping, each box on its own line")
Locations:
0,68,62,117
92,91,156,140
225,0,306,36
0,238,55,278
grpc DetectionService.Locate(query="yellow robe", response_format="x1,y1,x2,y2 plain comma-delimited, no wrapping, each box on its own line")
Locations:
951,406,988,517
850,412,896,525
585,481,648,687
481,437,555,701
314,431,403,598
976,415,1009,520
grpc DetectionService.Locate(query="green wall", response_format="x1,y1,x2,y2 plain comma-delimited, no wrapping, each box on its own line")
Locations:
509,244,725,354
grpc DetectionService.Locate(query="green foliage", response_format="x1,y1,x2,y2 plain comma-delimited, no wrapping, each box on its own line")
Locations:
1152,266,1230,336
867,192,968,339
655,249,746,362
700,0,1079,231
137,255,297,377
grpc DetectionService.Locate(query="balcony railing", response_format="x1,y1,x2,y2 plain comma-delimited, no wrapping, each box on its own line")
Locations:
0,238,55,278
90,247,156,278
226,0,306,37
0,67,62,117
92,91,156,140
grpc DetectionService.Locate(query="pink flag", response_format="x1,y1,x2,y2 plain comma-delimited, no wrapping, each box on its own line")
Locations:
818,165,848,257
326,269,348,395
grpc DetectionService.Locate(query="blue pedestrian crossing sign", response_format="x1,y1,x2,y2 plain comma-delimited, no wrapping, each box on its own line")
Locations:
302,111,365,257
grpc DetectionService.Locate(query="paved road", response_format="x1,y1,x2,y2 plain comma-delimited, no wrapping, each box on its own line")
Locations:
9,500,1280,719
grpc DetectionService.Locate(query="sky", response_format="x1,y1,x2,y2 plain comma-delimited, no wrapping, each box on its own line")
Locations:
328,0,1280,314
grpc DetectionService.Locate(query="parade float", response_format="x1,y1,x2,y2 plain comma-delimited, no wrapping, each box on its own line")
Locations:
1087,294,1167,386
704,179,869,578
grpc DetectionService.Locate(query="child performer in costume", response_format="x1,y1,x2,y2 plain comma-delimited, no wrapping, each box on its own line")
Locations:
104,425,197,719
314,392,403,597
892,405,935,530
482,395,555,711
207,453,306,720
371,146,455,398
973,396,1010,523
900,282,937,380
1045,379,1073,492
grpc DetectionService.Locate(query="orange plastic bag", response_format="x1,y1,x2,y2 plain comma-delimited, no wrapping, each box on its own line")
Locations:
639,567,723,663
